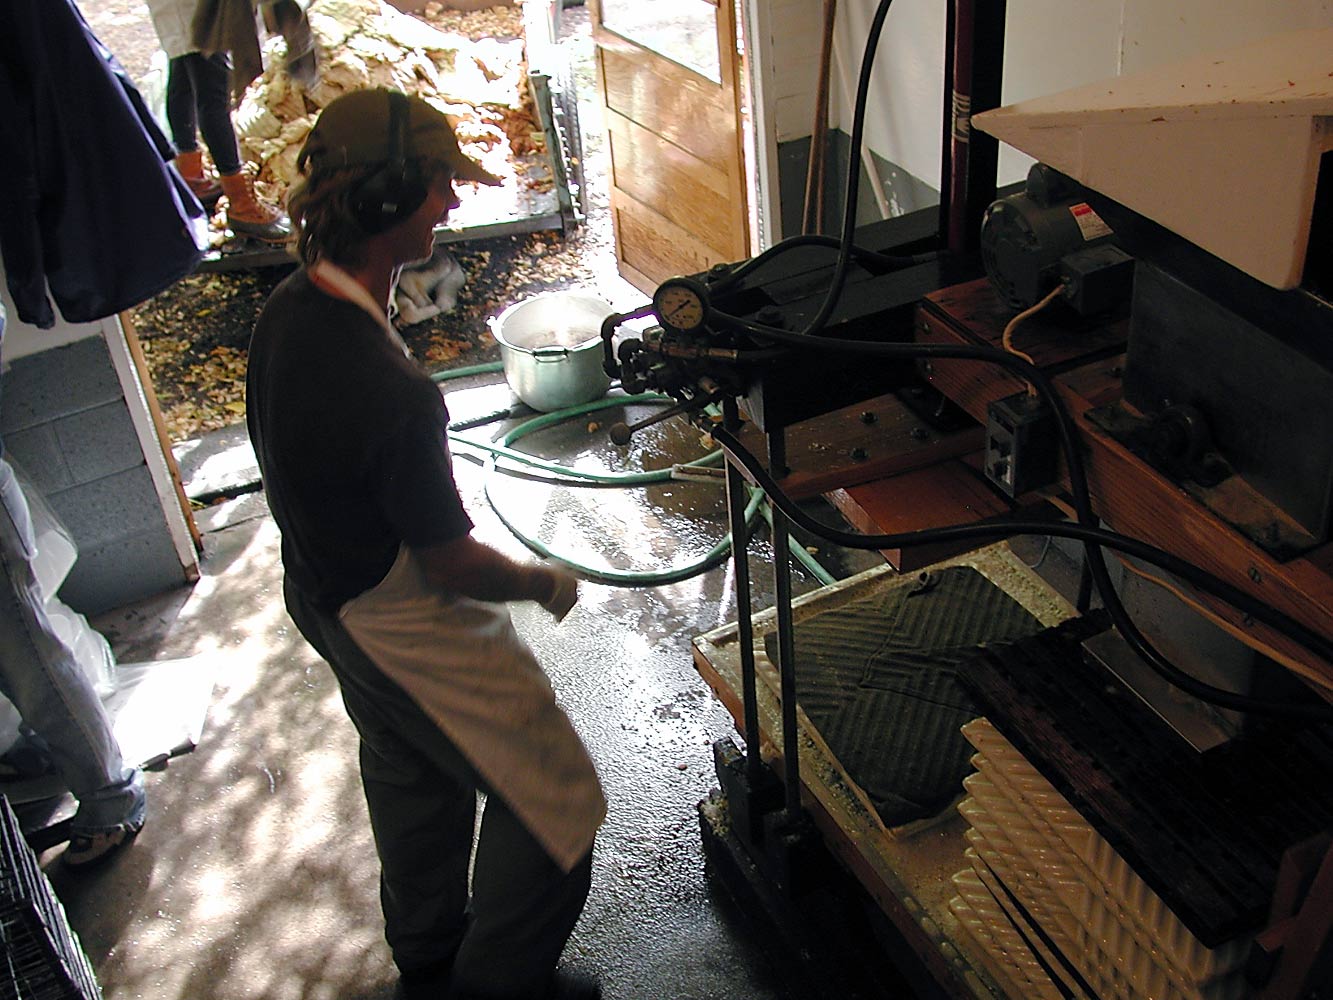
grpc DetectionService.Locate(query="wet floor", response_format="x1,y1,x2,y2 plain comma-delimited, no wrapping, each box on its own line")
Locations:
44,370,882,1000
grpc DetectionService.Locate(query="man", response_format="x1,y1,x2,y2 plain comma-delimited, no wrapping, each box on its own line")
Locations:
245,89,605,1000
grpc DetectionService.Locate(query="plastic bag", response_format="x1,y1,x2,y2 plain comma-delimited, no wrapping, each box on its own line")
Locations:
0,465,119,756
13,464,78,601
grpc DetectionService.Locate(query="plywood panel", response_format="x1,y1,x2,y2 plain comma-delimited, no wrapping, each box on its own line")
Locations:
600,46,733,165
614,198,717,286
606,114,741,255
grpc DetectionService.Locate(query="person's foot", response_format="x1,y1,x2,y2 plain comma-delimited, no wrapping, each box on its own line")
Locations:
63,819,144,867
396,956,454,999
219,171,293,244
545,969,601,1000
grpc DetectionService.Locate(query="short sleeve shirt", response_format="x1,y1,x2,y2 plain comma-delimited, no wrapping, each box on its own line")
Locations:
246,269,473,611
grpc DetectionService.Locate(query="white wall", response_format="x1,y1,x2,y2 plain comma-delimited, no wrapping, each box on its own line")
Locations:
0,280,100,361
817,0,1333,192
764,0,827,143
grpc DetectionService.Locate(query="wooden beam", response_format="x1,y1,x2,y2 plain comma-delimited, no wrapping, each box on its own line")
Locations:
118,311,202,554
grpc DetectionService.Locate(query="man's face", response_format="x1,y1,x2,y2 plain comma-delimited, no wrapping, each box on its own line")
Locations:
393,172,459,266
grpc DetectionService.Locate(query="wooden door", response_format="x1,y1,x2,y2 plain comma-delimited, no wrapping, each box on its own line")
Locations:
591,0,751,294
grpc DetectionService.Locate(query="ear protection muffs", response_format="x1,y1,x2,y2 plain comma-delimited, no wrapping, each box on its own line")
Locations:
350,91,428,235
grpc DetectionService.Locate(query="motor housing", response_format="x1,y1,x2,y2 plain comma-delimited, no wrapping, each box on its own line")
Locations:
980,163,1121,310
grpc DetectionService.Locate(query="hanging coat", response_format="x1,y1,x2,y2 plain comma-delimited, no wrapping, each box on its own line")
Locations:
0,0,206,330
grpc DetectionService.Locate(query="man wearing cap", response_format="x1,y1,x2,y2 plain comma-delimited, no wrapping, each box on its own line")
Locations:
245,88,606,1000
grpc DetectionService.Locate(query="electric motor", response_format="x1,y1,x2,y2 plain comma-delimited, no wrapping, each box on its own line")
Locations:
980,163,1119,310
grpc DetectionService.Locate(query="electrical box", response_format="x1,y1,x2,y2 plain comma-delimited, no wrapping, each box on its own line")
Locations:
985,391,1059,498
1059,243,1135,315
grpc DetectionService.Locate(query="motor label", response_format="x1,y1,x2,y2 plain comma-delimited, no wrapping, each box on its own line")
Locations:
1070,202,1113,240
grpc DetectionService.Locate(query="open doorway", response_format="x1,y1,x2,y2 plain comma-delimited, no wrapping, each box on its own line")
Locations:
77,0,644,453
587,0,754,294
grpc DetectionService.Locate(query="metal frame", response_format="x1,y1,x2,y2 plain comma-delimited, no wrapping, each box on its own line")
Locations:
710,0,1008,892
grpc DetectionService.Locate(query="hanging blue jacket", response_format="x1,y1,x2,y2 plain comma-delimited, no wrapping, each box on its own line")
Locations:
0,0,207,329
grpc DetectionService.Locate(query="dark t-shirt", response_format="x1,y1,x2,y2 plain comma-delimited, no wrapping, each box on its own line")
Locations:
246,269,473,611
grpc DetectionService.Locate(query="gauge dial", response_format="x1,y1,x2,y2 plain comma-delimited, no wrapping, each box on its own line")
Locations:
652,277,709,333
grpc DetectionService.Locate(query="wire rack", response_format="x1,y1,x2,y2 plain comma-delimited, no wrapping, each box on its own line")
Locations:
0,796,100,1000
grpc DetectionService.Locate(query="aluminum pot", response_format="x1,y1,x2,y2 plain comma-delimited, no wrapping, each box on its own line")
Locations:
489,291,613,412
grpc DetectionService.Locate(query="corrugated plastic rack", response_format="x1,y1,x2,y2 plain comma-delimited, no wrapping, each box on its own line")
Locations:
959,612,1333,948
0,796,101,1000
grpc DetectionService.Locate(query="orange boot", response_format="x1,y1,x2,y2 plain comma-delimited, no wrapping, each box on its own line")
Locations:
174,150,222,207
219,171,293,244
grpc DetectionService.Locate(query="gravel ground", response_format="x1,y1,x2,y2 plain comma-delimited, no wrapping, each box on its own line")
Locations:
77,0,633,441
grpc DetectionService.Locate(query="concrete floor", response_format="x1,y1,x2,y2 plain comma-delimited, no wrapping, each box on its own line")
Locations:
38,373,887,1000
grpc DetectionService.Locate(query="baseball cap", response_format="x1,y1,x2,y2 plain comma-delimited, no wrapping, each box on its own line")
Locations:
297,88,501,186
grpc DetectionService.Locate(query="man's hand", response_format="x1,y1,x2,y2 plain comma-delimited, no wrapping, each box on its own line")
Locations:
415,536,579,619
541,569,579,622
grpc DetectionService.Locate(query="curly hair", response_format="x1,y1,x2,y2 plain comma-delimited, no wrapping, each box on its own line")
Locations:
285,159,454,267
285,164,378,268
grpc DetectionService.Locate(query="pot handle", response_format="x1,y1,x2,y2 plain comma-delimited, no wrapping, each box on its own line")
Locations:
533,347,571,363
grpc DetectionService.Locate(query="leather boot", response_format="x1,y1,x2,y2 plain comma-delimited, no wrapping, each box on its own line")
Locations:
219,171,293,244
174,150,222,207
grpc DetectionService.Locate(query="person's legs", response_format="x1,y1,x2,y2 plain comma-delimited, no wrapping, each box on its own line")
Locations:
355,706,477,974
168,53,224,204
284,580,474,977
283,578,596,998
450,799,594,999
186,51,241,175
183,48,292,242
163,54,199,154
0,459,144,851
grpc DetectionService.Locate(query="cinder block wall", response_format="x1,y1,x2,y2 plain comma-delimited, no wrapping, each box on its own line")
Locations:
1,335,189,615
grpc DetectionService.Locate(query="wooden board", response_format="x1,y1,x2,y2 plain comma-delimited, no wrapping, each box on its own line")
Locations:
735,392,985,501
915,278,1129,421
1063,386,1333,694
691,545,1078,1000
117,311,202,555
829,457,1058,572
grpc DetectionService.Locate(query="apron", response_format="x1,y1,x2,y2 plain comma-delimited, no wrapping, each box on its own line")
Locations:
339,545,606,873
309,262,605,872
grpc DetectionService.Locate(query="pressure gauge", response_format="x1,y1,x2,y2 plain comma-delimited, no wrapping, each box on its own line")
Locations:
652,276,710,333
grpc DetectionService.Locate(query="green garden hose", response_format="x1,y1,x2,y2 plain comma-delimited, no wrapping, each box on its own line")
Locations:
433,364,832,587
